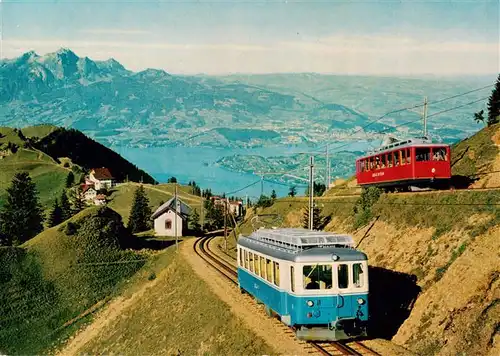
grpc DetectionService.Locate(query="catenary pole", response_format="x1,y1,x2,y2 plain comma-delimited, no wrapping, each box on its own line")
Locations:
224,199,228,251
309,156,314,230
174,185,178,251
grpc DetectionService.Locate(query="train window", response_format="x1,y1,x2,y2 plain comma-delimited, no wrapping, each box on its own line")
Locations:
266,259,273,283
302,264,332,290
249,253,254,273
388,152,393,167
273,262,280,286
353,263,364,288
239,248,243,267
407,149,411,164
260,257,266,280
433,147,447,161
338,264,348,289
401,150,406,165
375,156,380,170
416,147,430,161
381,154,387,168
245,251,249,269
290,266,295,292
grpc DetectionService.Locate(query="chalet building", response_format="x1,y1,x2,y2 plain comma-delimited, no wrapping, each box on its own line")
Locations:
210,196,243,217
151,197,191,237
86,167,114,190
82,184,97,201
228,200,243,217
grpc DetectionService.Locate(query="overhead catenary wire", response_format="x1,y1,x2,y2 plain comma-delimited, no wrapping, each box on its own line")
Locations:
221,86,493,198
377,97,489,135
303,86,493,155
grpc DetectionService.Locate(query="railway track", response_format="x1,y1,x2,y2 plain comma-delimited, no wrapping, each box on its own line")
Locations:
288,184,500,201
193,236,380,356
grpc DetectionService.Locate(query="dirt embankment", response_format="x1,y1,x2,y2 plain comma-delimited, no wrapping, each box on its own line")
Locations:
323,215,500,356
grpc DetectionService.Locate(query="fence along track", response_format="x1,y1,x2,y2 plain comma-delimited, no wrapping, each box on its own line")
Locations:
194,236,381,356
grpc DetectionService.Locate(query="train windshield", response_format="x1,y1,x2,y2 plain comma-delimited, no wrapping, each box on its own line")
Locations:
303,264,332,290
353,263,365,288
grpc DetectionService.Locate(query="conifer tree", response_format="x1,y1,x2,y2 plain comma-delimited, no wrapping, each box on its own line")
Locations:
66,171,75,187
127,185,152,233
60,190,72,221
69,186,85,213
0,172,44,245
301,205,329,230
48,198,63,227
288,186,296,197
271,189,277,200
189,209,201,234
487,74,500,126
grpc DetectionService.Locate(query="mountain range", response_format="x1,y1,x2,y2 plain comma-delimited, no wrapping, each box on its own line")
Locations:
2,48,491,152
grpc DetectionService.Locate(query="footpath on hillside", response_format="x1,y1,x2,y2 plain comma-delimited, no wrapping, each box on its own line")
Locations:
55,246,273,355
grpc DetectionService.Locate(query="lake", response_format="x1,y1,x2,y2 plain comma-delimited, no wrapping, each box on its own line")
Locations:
112,141,374,199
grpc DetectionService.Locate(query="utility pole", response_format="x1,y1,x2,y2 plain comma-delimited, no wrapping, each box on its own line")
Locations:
325,143,330,188
200,195,204,233
423,96,428,137
174,185,179,252
308,156,314,231
224,199,228,251
260,175,264,197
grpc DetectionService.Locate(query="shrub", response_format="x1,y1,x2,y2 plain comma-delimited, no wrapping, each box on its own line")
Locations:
353,186,381,229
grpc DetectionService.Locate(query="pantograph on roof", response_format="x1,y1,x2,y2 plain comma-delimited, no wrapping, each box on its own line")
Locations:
242,228,355,253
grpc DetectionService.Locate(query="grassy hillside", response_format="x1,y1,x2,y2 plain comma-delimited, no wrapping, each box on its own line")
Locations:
451,122,500,187
19,124,58,139
0,207,146,355
61,245,274,355
108,182,204,225
0,148,69,211
0,124,160,216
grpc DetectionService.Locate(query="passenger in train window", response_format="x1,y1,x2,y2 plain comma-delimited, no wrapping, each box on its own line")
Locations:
433,148,446,161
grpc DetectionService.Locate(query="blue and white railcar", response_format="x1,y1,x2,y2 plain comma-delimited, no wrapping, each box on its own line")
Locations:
237,228,369,341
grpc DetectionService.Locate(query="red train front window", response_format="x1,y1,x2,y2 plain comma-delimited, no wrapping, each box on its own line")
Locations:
432,147,447,161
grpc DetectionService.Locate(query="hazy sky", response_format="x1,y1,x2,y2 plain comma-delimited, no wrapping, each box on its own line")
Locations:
1,0,499,75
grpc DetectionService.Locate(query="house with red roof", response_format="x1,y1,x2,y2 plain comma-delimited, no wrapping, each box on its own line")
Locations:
86,167,115,190
81,184,97,201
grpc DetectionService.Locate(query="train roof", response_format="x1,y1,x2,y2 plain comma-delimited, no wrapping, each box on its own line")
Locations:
237,228,367,263
357,137,449,160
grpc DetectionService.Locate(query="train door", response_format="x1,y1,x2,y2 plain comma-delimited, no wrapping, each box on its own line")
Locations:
336,263,352,318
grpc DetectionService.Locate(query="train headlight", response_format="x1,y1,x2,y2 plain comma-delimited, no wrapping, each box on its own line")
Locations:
357,298,365,305
331,254,339,261
307,300,314,307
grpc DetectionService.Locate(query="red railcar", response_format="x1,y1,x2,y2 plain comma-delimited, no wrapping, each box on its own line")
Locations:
355,138,451,191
